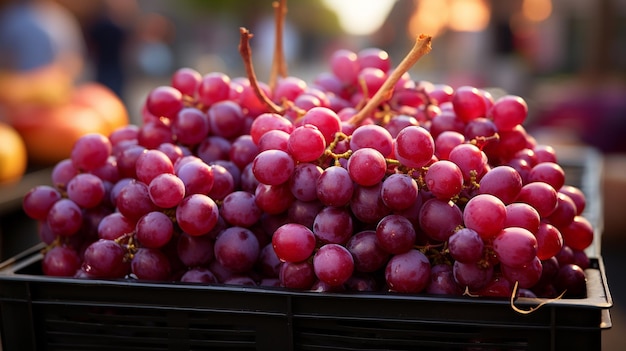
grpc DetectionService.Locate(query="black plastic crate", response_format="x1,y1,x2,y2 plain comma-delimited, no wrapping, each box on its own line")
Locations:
0,245,613,351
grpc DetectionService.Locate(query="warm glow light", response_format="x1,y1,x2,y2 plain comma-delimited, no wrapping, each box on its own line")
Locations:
408,0,490,38
448,0,490,32
321,0,398,36
409,0,449,38
522,0,553,22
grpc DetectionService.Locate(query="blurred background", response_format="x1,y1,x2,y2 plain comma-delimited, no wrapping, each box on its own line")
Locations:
0,0,624,349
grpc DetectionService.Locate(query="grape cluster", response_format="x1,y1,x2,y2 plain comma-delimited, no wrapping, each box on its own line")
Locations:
23,46,594,299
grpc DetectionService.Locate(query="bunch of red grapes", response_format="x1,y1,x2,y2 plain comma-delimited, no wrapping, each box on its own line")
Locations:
23,46,594,299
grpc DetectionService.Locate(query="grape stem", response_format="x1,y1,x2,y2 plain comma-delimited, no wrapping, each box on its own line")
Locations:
510,281,567,314
238,27,283,115
348,34,432,126
269,0,288,91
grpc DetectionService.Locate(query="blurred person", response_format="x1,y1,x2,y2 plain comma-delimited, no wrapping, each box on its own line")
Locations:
0,0,86,114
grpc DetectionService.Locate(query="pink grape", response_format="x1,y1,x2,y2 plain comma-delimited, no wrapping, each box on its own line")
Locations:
131,248,172,281
220,191,262,227
385,249,431,293
176,159,214,196
135,149,174,185
424,160,463,200
394,126,435,168
478,165,523,204
42,246,81,277
313,244,354,287
148,173,185,208
345,230,389,273
516,182,558,218
560,216,594,251
214,226,260,274
279,261,315,289
172,107,210,145
82,239,129,279
504,202,541,233
197,72,231,107
535,222,564,260
287,124,326,162
252,149,295,186
313,207,353,245
316,165,354,207
97,212,135,240
376,214,416,254
527,162,566,191
453,260,494,291
171,67,201,97
272,223,316,263
418,198,463,242
349,124,393,157
47,199,83,236
23,185,62,221
71,133,112,172
208,100,246,139
448,228,484,263
66,173,106,209
452,86,487,123
463,194,507,240
135,211,174,249
175,194,219,236
177,232,215,267
488,95,528,131
493,227,538,268
380,173,418,211
346,148,387,187
254,183,294,215
289,163,323,202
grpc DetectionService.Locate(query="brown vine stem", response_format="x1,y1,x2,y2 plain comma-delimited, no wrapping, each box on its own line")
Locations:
347,34,433,127
269,0,288,90
238,27,283,114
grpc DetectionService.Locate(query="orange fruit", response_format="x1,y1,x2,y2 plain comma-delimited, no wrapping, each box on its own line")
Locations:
0,121,28,184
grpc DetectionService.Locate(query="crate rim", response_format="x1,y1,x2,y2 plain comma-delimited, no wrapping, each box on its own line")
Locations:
0,244,613,314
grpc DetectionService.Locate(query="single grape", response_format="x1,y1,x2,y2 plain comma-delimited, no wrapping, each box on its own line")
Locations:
23,185,62,221
350,183,391,224
42,246,81,277
448,228,484,263
488,95,528,131
493,227,538,268
116,180,157,222
463,194,507,240
252,149,295,186
207,100,246,139
424,160,464,200
272,223,316,263
279,260,315,289
197,72,231,107
516,182,558,218
316,165,354,207
394,126,434,168
376,214,416,254
478,165,523,204
313,206,353,245
146,85,183,119
289,163,323,202
176,194,219,236
254,182,294,215
313,244,354,287
177,232,215,267
347,148,387,187
560,215,594,251
452,86,487,123
418,198,463,242
385,249,431,293
171,67,201,97
380,173,418,211
349,124,393,157
71,133,112,172
97,212,135,240
287,124,326,162
214,226,260,274
172,107,210,146
135,211,174,249
220,191,262,228
176,159,214,196
47,199,83,236
148,173,185,208
66,173,106,209
453,260,494,291
82,239,129,279
180,267,218,284
504,202,541,233
131,247,172,281
527,162,566,191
